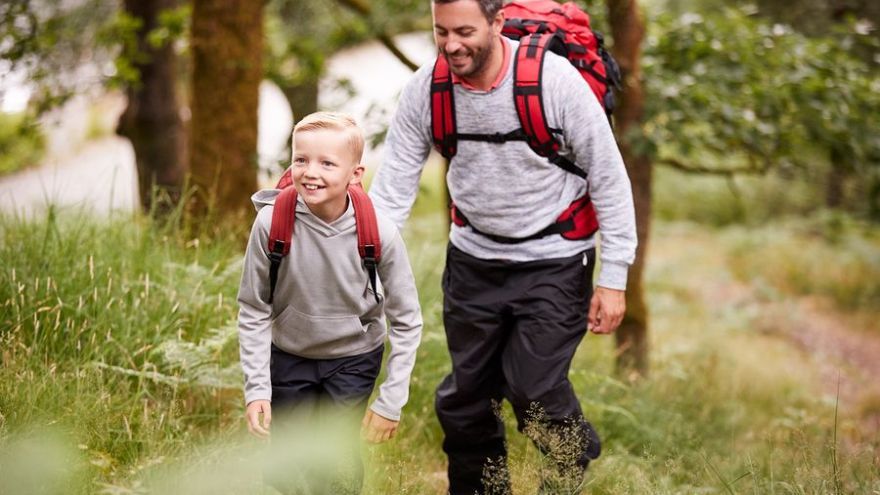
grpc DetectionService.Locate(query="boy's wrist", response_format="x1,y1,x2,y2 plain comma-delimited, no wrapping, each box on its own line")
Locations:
368,402,401,422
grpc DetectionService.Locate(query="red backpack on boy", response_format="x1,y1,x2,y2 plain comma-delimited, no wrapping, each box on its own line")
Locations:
266,168,381,304
431,0,621,243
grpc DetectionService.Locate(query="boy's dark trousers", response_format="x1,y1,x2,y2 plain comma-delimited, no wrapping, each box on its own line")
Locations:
267,344,384,495
436,245,602,495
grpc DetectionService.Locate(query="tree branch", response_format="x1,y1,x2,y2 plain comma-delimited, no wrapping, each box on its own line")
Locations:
656,156,771,176
334,0,420,72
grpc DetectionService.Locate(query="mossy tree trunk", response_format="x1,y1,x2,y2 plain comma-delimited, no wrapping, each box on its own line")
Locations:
116,0,186,215
189,0,262,223
608,0,651,377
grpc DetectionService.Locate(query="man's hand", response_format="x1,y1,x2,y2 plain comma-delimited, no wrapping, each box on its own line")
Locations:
361,409,399,444
588,286,626,334
246,400,272,438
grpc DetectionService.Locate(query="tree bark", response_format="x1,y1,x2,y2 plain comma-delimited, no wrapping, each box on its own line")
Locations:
189,0,262,223
116,0,186,215
280,77,319,121
607,0,651,377
825,145,846,209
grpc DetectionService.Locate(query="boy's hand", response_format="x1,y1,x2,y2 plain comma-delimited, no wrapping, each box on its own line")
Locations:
361,409,398,444
246,400,272,438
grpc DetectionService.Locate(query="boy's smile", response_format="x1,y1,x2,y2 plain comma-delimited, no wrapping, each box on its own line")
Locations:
290,128,364,223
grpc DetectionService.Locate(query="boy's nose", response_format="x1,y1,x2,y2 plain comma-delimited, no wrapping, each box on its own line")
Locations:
303,162,320,177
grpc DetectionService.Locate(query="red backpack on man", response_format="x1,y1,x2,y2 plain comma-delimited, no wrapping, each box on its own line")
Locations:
266,168,381,304
431,0,621,243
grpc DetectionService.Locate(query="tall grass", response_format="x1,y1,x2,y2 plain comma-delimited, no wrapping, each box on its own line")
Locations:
0,207,245,491
2,204,879,493
722,211,880,319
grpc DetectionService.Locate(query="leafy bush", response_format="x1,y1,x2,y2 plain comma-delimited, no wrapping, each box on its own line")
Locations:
641,7,880,219
0,112,45,176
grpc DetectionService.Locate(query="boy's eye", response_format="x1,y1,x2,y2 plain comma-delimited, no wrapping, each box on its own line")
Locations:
293,157,306,165
322,161,336,167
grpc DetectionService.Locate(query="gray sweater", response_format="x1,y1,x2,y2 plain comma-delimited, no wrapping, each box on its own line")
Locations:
370,37,636,290
237,190,423,421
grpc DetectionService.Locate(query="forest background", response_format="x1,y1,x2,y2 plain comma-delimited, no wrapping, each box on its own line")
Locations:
1,0,879,493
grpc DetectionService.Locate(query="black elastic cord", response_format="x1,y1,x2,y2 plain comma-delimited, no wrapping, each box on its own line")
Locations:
363,245,380,303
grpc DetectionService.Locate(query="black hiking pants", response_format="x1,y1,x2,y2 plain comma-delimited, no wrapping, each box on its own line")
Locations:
266,344,384,495
436,244,602,495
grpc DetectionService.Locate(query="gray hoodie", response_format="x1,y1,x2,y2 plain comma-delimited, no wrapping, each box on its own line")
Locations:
237,189,423,421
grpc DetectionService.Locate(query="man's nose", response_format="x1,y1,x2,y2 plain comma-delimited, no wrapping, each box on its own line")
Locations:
444,38,464,54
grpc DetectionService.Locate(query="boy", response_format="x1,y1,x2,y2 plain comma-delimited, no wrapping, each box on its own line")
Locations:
237,112,423,492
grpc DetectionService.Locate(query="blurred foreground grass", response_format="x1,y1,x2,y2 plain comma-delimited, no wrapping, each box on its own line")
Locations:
1,198,878,493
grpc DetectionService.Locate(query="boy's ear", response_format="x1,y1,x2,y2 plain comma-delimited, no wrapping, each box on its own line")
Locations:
349,164,366,185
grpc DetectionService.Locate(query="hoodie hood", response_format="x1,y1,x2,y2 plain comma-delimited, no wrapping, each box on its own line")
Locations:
251,189,280,211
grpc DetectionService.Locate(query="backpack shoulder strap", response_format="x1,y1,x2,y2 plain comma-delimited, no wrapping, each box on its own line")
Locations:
267,186,298,304
348,184,382,303
513,32,587,179
431,55,457,159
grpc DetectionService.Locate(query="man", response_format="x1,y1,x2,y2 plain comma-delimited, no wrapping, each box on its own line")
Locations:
369,0,637,493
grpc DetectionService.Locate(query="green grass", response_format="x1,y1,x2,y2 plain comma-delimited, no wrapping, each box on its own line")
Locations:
2,201,879,493
721,211,880,321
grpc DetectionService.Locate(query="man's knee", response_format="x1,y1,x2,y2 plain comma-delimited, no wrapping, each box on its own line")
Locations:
504,376,581,422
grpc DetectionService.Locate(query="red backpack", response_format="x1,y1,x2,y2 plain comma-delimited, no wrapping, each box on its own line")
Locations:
431,0,621,243
266,168,381,304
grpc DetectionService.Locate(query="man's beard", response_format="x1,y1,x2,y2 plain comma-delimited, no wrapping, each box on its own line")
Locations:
445,35,495,79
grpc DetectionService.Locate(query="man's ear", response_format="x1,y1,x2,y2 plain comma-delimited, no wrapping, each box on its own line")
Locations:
492,10,505,35
350,164,366,185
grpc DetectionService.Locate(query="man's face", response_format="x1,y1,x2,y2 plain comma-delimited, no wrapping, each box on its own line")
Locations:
290,129,363,221
432,0,503,79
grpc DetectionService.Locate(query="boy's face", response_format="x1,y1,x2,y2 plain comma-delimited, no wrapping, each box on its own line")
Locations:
291,129,364,222
432,0,503,79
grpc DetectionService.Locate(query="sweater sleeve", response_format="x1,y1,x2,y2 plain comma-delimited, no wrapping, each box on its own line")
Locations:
368,66,434,229
236,207,274,405
368,221,423,421
550,58,637,290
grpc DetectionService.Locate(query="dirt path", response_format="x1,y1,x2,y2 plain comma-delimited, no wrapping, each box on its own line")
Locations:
660,226,880,445
755,298,880,440
0,136,138,218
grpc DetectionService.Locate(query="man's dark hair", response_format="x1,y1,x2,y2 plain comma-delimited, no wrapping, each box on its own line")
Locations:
432,0,504,24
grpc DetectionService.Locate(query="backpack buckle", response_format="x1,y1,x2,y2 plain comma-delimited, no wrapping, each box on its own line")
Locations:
362,244,377,266
269,239,286,258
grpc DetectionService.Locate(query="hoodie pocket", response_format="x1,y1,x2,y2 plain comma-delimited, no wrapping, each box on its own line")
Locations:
274,305,367,350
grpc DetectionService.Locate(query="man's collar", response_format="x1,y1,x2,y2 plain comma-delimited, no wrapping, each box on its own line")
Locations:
451,37,510,92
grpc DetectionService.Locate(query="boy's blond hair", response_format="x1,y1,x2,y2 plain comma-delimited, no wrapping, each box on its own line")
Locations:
293,112,365,164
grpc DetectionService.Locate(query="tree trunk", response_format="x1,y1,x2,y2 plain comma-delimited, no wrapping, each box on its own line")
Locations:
825,145,846,209
277,77,319,176
116,0,186,215
280,77,319,121
189,0,262,223
607,0,651,377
